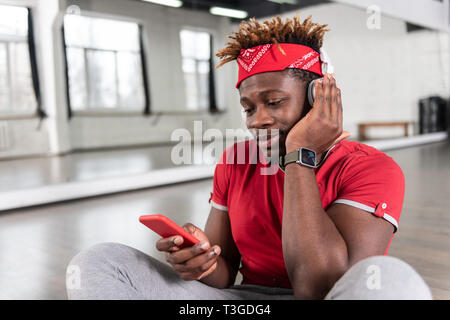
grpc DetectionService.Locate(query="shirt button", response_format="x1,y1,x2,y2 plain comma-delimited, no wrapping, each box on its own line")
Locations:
381,203,387,209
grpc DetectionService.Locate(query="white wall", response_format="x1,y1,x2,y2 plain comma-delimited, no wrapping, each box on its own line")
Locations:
332,0,450,32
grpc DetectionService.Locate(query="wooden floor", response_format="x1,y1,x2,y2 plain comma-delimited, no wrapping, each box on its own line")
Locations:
384,141,450,300
0,141,449,299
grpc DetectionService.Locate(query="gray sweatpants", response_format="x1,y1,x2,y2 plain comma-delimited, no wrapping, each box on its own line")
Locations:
66,242,432,300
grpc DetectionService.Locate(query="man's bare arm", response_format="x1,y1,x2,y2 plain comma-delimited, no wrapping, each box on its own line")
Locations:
200,207,241,288
283,164,394,299
283,74,394,299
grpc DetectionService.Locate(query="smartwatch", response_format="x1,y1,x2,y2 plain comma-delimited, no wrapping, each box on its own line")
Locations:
279,148,318,170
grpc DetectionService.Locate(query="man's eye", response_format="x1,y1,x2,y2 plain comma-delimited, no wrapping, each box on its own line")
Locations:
243,109,253,114
267,99,283,106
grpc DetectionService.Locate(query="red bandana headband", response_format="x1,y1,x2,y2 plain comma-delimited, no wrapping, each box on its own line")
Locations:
236,43,324,88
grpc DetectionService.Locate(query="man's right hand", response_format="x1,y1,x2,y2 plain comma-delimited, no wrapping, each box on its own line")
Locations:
155,223,221,281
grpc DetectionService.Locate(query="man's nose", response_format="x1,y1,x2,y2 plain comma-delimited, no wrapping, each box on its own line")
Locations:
248,107,275,129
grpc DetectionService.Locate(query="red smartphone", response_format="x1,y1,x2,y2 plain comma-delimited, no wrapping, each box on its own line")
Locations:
139,214,200,249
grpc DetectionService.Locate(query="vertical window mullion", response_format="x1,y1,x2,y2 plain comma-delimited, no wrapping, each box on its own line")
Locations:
6,42,13,110
83,48,90,109
61,24,72,118
195,58,201,109
114,50,120,108
27,7,44,118
139,24,150,115
208,33,217,112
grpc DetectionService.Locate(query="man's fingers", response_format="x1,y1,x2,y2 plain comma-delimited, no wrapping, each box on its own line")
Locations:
323,74,333,116
334,78,343,130
314,77,324,110
178,258,218,281
166,241,211,265
329,75,340,121
326,73,343,135
337,83,342,111
174,246,221,278
182,223,197,234
182,222,206,241
337,87,343,129
156,235,183,252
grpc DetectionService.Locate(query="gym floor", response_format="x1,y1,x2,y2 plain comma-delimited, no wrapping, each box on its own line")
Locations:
0,141,449,300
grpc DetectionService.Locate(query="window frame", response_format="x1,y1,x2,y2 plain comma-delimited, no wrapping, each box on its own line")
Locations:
179,26,218,113
61,11,150,118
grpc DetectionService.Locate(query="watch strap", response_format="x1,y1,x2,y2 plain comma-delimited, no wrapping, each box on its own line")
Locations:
284,149,302,167
280,148,318,170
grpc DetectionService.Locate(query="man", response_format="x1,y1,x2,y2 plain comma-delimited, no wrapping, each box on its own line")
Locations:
67,15,432,300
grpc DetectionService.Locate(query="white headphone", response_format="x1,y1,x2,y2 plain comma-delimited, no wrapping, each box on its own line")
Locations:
307,47,334,107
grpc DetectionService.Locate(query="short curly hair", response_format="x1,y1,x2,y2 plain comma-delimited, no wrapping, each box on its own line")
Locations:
216,14,329,84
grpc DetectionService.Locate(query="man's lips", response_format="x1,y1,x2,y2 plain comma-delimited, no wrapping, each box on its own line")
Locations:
249,128,287,150
256,132,285,150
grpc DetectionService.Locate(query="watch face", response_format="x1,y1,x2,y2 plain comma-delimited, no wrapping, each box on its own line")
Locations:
301,148,317,167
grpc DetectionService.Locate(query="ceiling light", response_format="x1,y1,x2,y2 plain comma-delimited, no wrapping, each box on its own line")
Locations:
142,0,183,8
209,6,248,19
267,0,298,4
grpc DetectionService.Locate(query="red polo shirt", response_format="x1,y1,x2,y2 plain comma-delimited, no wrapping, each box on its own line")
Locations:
210,139,405,288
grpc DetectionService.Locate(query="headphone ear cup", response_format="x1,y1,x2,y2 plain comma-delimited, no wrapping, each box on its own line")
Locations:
308,79,317,107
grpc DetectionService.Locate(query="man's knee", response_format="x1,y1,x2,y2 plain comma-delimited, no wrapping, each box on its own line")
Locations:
67,242,129,272
325,256,433,300
66,242,143,299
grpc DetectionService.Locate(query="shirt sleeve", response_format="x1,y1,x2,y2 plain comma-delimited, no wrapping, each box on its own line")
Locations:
333,153,405,232
209,149,232,212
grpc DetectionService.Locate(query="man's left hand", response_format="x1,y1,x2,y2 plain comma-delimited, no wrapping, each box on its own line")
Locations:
285,73,349,154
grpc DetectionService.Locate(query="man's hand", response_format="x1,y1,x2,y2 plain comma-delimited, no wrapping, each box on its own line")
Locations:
156,223,221,281
285,73,349,154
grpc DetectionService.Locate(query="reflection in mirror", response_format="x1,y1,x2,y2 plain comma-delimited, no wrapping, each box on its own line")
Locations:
64,14,145,111
0,4,36,114
277,3,449,141
180,29,212,110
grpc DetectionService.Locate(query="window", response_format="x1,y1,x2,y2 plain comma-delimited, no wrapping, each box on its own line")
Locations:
180,29,216,111
0,5,38,115
63,14,148,114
